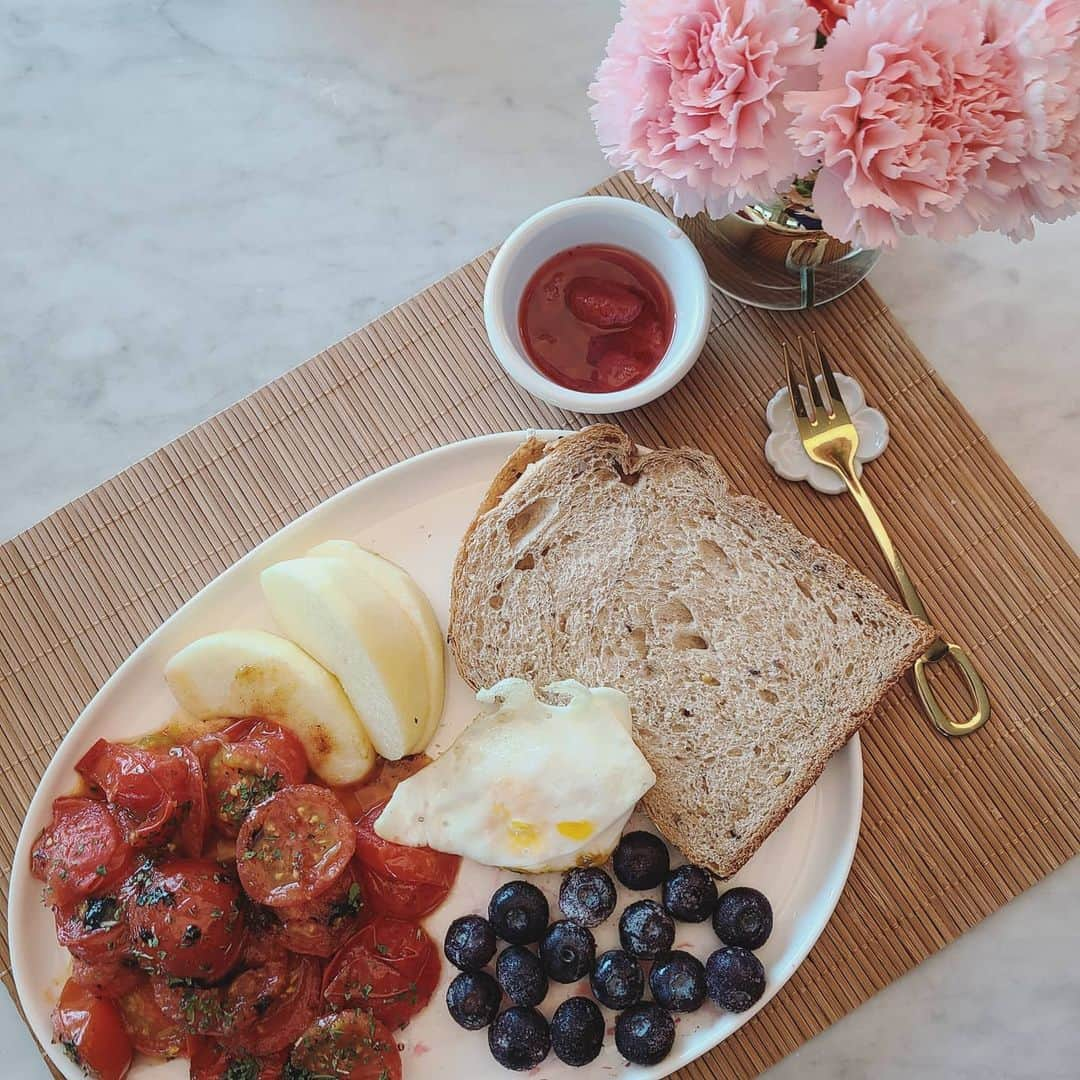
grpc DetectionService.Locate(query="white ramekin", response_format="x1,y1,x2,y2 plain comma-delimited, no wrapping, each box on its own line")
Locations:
483,196,711,414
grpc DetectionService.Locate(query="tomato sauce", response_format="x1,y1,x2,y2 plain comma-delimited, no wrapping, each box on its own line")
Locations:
518,244,674,393
33,721,452,1079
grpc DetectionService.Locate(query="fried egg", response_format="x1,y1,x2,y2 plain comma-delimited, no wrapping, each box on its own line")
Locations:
374,679,656,872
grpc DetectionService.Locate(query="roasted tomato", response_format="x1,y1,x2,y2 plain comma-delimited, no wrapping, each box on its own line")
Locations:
76,740,205,853
204,719,308,837
188,1038,288,1080
228,954,323,1055
238,908,289,967
289,1009,402,1080
323,915,438,1030
70,956,144,1000
353,800,458,918
151,977,230,1036
115,977,186,1058
172,746,208,858
236,785,355,907
277,864,367,957
52,977,133,1080
124,858,245,981
31,797,135,907
55,895,129,962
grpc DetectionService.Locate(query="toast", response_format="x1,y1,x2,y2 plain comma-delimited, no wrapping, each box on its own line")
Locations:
449,425,934,877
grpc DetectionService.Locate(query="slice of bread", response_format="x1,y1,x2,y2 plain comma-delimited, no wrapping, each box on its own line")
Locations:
449,425,934,878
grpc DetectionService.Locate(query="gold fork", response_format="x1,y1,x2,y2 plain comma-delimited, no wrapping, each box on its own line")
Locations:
782,335,990,737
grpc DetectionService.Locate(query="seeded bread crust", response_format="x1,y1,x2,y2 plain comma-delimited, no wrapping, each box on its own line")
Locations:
449,426,933,877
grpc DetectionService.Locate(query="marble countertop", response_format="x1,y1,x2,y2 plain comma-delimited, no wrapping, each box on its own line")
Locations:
2,1,1077,1076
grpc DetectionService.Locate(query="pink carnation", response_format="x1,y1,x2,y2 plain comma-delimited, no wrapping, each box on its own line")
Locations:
588,0,821,219
995,0,1080,236
806,0,854,36
785,0,1080,248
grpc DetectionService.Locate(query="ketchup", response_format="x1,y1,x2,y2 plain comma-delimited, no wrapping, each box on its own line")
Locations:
518,244,674,393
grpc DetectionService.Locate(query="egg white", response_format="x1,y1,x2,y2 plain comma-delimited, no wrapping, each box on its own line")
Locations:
375,679,656,871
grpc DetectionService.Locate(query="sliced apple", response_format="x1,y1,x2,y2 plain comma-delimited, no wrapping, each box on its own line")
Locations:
307,540,445,752
260,555,430,761
163,629,375,785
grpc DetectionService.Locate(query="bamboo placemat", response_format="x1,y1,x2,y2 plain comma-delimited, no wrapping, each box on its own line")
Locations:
1,174,1077,1078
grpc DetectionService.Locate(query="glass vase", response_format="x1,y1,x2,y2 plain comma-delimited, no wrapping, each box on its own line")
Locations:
680,195,880,310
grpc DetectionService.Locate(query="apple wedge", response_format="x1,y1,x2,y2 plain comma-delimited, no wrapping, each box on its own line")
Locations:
260,555,431,760
307,540,445,752
163,629,375,785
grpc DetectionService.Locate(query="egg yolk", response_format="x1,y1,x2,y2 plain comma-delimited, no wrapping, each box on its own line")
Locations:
557,820,594,842
507,819,540,851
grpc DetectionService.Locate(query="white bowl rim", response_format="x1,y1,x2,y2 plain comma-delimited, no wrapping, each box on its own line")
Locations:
483,195,711,414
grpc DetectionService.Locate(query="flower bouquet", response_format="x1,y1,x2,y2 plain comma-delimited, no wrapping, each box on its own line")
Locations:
589,0,1080,308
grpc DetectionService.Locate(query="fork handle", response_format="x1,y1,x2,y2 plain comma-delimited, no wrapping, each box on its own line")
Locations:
842,469,990,737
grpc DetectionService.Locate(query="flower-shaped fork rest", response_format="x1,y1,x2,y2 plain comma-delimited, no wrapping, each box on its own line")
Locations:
765,372,889,494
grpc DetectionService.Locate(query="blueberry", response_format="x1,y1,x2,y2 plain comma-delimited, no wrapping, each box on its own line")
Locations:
558,867,617,928
488,1006,551,1071
446,970,502,1030
612,830,670,890
662,864,718,923
489,880,550,945
495,944,548,1007
550,996,605,1067
712,887,773,950
618,899,675,959
706,946,766,1012
590,949,644,1010
614,1003,675,1066
540,920,596,983
649,950,706,1012
444,914,497,972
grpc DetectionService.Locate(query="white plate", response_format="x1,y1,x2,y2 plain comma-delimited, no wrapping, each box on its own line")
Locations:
10,430,862,1080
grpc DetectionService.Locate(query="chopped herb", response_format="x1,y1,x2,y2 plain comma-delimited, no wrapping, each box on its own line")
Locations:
135,882,176,908
82,896,121,932
328,881,364,926
94,864,107,877
375,943,390,957
180,924,202,947
222,1057,262,1080
219,772,283,825
59,1039,81,1066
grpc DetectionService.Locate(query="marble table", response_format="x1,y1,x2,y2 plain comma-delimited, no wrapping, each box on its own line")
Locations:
2,1,1077,1076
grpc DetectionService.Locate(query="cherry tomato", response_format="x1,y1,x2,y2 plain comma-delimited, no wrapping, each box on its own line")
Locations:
239,911,290,968
52,977,133,1080
116,977,186,1058
188,1038,288,1080
171,746,208,858
278,864,367,957
55,895,130,963
70,956,143,1000
205,719,308,837
223,717,309,776
125,858,245,981
236,785,356,907
323,915,438,1030
353,801,458,918
76,741,178,845
228,955,323,1055
31,797,135,906
151,977,229,1036
289,1009,402,1080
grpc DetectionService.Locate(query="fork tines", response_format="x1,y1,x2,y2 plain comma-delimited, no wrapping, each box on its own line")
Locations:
783,334,849,425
